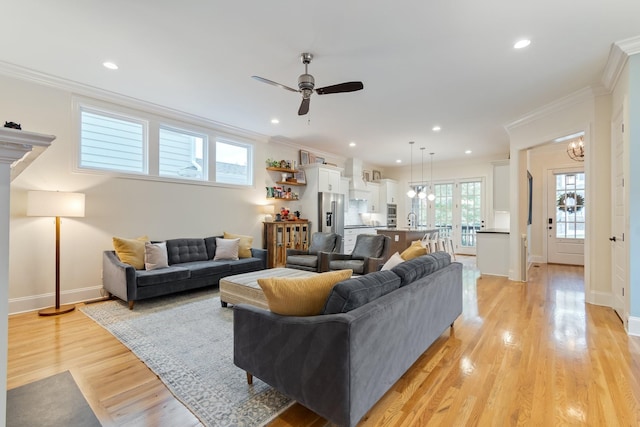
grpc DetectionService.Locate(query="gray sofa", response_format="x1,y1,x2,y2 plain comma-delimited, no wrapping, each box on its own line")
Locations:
233,252,462,427
103,236,266,309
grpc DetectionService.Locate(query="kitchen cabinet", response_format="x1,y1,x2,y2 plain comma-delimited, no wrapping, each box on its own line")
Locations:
263,221,310,267
318,167,341,192
476,229,510,276
378,179,398,204
340,177,350,210
366,182,380,212
493,161,509,211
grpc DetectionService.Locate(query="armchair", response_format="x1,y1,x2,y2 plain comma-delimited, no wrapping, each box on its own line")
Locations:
320,234,391,275
285,232,342,272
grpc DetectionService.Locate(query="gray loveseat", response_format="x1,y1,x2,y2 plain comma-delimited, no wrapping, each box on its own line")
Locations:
233,252,462,427
103,236,266,309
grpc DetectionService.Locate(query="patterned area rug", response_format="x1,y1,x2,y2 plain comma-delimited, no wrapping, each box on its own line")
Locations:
80,288,292,426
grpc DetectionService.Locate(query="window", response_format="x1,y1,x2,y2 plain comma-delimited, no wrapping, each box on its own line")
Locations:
80,109,145,173
216,140,252,185
159,127,206,180
555,173,585,239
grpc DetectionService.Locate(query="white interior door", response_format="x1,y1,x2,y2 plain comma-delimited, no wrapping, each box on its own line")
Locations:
547,169,584,265
456,179,484,255
611,109,627,325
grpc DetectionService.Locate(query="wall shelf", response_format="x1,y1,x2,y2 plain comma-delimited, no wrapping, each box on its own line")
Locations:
267,166,298,173
275,181,305,186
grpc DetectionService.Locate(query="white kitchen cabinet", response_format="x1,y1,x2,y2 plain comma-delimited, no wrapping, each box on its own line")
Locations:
366,182,380,212
318,167,341,193
493,161,510,211
340,177,350,210
378,179,398,204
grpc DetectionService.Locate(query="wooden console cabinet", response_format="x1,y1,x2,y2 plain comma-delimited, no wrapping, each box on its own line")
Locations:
263,221,310,268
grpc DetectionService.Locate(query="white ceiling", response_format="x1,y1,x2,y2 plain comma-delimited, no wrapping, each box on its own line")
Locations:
1,1,639,167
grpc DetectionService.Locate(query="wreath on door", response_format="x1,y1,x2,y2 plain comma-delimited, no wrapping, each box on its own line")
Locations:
557,192,584,213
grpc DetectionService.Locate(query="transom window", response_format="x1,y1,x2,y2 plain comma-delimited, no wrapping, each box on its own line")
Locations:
77,101,253,186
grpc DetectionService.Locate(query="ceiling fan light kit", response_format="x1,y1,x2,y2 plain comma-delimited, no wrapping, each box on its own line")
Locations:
252,52,364,116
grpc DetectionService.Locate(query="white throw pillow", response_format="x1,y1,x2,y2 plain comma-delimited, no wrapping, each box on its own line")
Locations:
381,251,404,270
144,241,169,271
214,238,240,261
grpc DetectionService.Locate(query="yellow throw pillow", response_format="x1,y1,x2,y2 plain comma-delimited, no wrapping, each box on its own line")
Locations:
113,235,149,270
400,240,428,261
258,269,352,316
223,232,253,258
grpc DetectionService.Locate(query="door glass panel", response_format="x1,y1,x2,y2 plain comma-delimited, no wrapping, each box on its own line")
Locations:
434,183,453,238
460,181,482,247
555,172,585,239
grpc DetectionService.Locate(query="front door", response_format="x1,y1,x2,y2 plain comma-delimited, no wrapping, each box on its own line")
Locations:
547,170,585,265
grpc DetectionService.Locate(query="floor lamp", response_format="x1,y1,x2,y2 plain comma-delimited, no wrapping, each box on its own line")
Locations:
27,191,85,316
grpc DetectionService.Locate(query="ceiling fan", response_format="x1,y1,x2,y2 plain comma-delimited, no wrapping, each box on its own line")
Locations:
252,52,364,116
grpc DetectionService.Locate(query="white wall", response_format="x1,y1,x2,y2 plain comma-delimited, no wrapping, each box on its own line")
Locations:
1,73,311,313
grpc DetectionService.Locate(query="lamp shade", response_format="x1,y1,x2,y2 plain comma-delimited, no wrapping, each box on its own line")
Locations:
27,191,85,217
261,205,275,215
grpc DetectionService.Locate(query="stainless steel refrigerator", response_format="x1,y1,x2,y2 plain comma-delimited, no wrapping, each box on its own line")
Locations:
318,192,345,252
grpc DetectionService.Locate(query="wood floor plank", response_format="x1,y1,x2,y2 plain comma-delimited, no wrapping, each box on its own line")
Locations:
8,257,640,426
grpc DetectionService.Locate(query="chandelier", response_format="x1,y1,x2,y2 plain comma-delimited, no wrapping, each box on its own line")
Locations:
567,136,584,162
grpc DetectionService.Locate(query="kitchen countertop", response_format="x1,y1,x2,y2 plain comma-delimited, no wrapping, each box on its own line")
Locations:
344,225,386,229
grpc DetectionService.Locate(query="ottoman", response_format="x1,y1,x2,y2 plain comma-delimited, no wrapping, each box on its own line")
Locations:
219,267,317,309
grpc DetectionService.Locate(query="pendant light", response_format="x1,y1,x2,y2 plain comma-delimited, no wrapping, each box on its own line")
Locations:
406,141,416,198
427,152,436,201
418,147,427,199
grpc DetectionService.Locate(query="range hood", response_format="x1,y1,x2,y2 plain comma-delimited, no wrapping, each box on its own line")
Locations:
345,158,370,200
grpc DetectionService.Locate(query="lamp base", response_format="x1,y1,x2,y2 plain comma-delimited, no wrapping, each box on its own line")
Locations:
38,304,76,316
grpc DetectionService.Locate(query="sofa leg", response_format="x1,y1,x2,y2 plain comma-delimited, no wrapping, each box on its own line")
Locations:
221,301,228,308
246,372,253,385
128,300,134,310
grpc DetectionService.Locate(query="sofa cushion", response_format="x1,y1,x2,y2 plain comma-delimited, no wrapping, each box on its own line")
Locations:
214,237,240,260
144,241,169,271
227,257,264,274
204,236,221,260
329,259,366,275
381,251,404,270
400,240,428,260
166,238,209,264
223,232,254,258
322,270,401,314
176,260,231,278
286,254,318,268
308,233,339,253
113,235,149,270
136,266,191,287
391,253,451,287
257,269,352,316
351,235,386,260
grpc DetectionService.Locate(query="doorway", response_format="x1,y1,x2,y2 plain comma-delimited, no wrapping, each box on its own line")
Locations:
547,169,585,265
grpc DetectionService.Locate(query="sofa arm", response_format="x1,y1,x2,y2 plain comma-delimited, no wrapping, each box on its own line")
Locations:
102,251,136,303
250,248,267,269
234,304,352,425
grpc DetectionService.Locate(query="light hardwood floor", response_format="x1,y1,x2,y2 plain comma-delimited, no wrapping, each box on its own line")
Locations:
8,258,640,426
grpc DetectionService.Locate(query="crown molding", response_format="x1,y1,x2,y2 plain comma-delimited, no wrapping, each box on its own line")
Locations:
504,87,595,132
601,36,640,92
0,61,270,145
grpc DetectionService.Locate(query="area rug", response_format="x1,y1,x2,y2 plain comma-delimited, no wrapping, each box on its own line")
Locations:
80,289,293,426
7,370,101,427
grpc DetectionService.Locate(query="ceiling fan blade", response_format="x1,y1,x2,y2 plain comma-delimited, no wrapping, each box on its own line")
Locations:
298,98,310,115
251,76,299,93
315,81,364,95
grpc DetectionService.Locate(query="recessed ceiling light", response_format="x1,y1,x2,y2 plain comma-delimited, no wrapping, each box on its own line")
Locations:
514,39,531,49
465,150,472,154
102,61,118,70
432,126,441,132
349,142,356,147
271,118,280,124
396,159,402,163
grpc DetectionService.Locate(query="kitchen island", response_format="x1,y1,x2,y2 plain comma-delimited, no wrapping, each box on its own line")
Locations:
376,228,437,256
476,228,510,276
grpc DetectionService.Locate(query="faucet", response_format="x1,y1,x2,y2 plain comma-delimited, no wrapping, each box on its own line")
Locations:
407,211,417,229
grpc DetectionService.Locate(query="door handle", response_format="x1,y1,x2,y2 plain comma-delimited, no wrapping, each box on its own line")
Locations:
609,236,617,242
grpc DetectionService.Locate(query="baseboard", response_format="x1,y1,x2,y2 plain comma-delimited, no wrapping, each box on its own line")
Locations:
9,285,105,315
628,316,640,336
587,290,612,307
531,255,546,264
